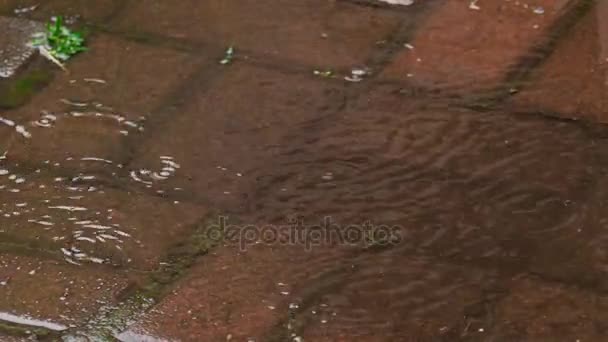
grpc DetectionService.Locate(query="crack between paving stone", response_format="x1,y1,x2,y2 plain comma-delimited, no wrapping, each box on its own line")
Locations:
59,212,223,340
468,0,596,110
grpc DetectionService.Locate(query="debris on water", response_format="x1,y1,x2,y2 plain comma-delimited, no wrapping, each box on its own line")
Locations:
313,69,333,78
49,205,87,212
35,44,67,70
81,157,113,164
15,125,31,138
344,68,369,83
33,111,57,127
220,46,235,65
469,0,480,10
404,43,415,50
533,6,545,14
14,4,39,14
60,98,89,107
83,78,107,84
0,116,32,138
376,0,414,5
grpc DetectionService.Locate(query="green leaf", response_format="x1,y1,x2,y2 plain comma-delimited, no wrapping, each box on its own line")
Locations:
32,16,87,64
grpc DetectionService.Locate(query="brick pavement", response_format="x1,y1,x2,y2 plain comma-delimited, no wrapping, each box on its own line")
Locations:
0,0,606,341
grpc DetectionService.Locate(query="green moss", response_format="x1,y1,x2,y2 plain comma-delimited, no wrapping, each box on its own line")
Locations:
0,69,52,109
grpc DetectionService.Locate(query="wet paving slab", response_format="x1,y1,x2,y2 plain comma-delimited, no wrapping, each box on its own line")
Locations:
486,275,608,341
0,253,131,332
1,0,608,340
126,63,345,208
0,168,206,269
511,1,608,122
381,0,573,94
0,32,204,174
108,0,412,68
117,243,349,342
2,32,202,116
118,86,608,341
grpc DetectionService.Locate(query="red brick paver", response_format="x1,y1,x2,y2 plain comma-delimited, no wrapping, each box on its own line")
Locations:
382,0,571,93
511,4,608,122
127,63,344,207
488,276,608,340
1,0,608,340
118,243,347,341
0,253,130,328
110,0,405,68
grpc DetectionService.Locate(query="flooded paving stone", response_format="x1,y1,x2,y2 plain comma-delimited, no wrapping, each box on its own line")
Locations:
0,253,130,329
243,86,602,268
10,34,200,117
1,1,607,340
110,0,405,68
381,0,570,93
487,275,608,340
297,252,498,341
118,243,348,342
127,64,344,207
0,34,202,168
6,113,136,175
0,16,43,79
0,169,205,269
511,5,608,123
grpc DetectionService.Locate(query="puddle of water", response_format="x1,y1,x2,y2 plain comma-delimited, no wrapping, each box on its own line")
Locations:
0,87,186,267
3,2,608,340
0,154,184,265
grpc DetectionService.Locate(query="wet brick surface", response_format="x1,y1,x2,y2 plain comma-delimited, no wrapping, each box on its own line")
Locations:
1,1,608,341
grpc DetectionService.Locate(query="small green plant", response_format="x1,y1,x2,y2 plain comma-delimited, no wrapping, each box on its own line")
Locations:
313,69,333,78
30,16,86,70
